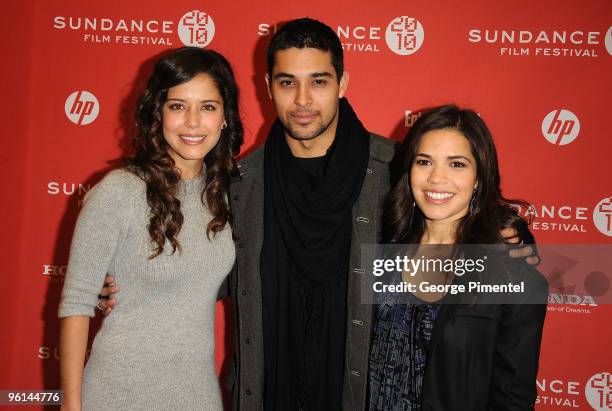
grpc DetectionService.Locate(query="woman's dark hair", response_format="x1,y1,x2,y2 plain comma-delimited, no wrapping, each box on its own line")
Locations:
383,105,532,244
267,18,344,81
127,47,243,258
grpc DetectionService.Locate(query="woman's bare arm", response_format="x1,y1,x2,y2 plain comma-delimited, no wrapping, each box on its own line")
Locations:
59,316,90,411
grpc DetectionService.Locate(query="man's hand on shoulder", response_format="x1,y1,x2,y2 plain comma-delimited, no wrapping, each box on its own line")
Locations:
96,274,120,316
500,227,540,266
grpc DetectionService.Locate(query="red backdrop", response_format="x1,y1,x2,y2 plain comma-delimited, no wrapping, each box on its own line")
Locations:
2,0,611,409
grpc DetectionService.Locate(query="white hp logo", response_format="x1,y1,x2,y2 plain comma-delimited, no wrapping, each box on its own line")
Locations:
65,91,99,126
385,16,424,56
178,10,215,48
541,109,580,145
593,197,612,237
584,372,612,410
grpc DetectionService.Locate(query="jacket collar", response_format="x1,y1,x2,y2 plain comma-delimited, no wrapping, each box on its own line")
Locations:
368,133,395,163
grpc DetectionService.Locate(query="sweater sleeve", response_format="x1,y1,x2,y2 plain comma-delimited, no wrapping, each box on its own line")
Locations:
58,170,137,318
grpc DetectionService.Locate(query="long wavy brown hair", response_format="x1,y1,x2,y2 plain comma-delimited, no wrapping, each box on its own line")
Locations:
127,47,243,258
383,105,533,245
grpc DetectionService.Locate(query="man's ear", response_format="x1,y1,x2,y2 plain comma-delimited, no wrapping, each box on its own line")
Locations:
339,71,349,98
265,73,272,100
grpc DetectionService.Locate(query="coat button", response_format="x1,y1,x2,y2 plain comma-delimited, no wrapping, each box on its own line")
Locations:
238,243,245,248
245,338,250,344
350,370,361,377
233,195,239,201
241,289,247,296
246,389,251,396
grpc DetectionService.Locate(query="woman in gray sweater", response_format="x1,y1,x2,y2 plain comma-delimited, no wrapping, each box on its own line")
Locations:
59,47,243,410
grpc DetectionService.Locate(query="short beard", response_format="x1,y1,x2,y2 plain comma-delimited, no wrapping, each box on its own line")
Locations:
282,109,338,141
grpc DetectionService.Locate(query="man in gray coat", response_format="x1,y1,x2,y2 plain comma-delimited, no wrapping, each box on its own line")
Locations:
227,19,394,411
98,17,536,411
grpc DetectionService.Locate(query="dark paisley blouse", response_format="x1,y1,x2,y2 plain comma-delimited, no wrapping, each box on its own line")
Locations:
369,295,441,411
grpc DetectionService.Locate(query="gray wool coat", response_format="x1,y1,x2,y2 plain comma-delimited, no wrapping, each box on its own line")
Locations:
225,133,396,411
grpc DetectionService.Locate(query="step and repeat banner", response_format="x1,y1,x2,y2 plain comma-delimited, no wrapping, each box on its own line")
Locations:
2,0,611,409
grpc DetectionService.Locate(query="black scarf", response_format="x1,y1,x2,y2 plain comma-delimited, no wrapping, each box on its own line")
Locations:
261,98,370,410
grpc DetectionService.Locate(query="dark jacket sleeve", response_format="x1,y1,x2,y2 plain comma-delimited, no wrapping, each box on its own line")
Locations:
487,267,548,410
216,263,237,300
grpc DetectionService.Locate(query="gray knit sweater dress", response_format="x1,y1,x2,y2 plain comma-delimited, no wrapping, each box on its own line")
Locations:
58,169,235,410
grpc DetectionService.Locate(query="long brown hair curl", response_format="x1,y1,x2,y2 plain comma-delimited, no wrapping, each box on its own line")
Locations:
127,47,243,258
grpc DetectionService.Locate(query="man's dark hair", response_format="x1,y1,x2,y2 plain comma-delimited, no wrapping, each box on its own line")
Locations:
266,18,344,81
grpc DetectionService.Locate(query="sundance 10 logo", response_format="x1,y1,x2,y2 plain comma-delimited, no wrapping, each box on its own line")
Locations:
65,91,99,126
386,16,424,55
593,197,612,237
585,372,612,410
541,109,580,145
178,10,215,48
53,10,215,47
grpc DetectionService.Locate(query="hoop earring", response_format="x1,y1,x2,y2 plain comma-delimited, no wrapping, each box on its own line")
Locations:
408,200,416,228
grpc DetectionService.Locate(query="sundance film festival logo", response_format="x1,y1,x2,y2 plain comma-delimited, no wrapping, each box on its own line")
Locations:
386,16,424,55
52,10,216,47
468,28,605,58
178,10,215,47
53,16,173,46
593,197,612,237
541,109,580,145
65,91,99,125
585,372,612,410
258,17,423,55
47,181,92,207
536,377,581,408
513,203,588,233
